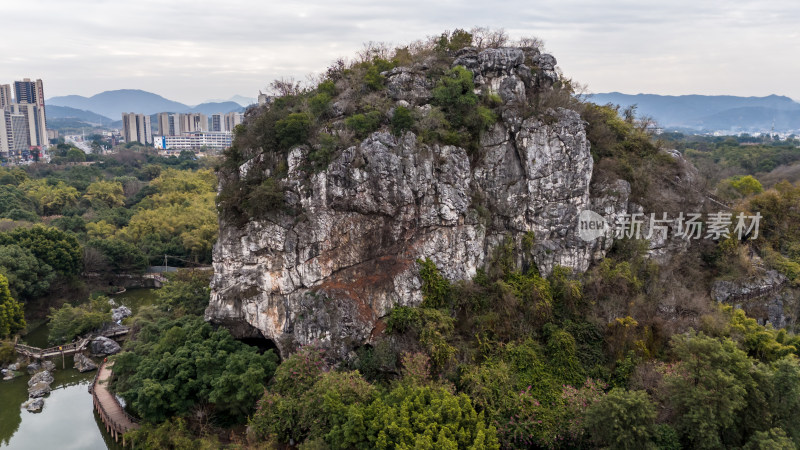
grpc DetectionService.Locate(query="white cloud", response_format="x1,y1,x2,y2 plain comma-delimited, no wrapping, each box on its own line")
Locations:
1,0,798,104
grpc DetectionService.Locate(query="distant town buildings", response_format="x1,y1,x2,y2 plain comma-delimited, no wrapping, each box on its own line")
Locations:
0,78,49,159
121,113,153,145
151,111,242,150
156,113,177,137
153,132,233,151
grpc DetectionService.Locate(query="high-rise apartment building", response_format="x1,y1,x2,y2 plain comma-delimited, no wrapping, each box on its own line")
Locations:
13,79,36,104
122,113,153,145
0,85,12,109
156,112,183,136
0,111,30,155
0,78,49,157
5,78,48,150
5,103,45,148
178,113,208,133
224,112,243,132
9,114,29,152
0,110,12,155
210,114,223,132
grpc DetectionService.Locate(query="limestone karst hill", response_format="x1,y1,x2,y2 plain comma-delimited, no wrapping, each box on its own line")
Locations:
205,34,785,360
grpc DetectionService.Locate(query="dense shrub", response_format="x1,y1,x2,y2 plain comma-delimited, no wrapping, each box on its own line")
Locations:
155,270,211,316
125,417,220,450
48,296,111,343
250,347,377,445
330,384,498,449
584,388,656,449
390,106,414,135
345,111,382,139
275,112,312,150
309,92,332,117
112,316,279,423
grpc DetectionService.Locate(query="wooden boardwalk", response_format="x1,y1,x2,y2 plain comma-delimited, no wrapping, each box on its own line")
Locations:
14,326,129,359
89,361,139,445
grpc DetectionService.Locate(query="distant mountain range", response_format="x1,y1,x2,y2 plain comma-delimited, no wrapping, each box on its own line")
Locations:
588,93,800,133
205,95,256,107
46,105,116,125
46,89,247,123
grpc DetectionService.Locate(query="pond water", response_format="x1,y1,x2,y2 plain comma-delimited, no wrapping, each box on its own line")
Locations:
0,289,158,449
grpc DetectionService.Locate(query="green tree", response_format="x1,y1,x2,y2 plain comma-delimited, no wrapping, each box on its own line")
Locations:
85,180,125,207
309,92,332,117
345,111,382,139
86,239,148,273
0,167,28,185
743,428,795,450
584,388,656,449
250,347,378,446
86,220,116,239
0,185,37,220
155,270,211,315
275,112,312,149
21,180,80,215
666,332,754,449
48,296,111,343
0,225,82,275
66,148,86,162
0,244,56,299
0,273,25,338
112,316,278,424
765,356,800,444
730,175,764,196
116,169,217,264
333,384,499,449
391,106,414,135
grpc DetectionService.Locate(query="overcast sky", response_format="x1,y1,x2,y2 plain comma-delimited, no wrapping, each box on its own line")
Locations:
1,0,798,105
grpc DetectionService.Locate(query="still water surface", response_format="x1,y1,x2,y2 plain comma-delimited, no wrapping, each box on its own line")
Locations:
0,289,157,449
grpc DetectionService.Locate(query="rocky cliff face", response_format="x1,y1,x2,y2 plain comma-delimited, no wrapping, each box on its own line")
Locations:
712,270,796,329
206,47,628,358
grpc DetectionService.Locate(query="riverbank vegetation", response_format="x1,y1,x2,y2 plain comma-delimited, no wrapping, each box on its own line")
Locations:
0,149,218,334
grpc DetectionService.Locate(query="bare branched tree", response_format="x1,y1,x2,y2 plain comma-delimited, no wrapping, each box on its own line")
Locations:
325,57,349,81
269,77,304,97
470,27,509,49
357,41,392,62
516,36,545,52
